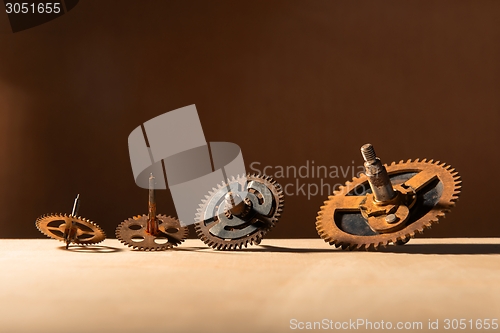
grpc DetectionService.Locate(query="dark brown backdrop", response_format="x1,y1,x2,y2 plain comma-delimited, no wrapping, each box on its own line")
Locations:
0,0,498,239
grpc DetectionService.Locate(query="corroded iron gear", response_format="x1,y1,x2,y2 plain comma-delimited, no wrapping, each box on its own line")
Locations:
36,213,106,246
116,214,188,251
195,174,285,250
316,144,461,250
115,174,188,251
35,195,106,248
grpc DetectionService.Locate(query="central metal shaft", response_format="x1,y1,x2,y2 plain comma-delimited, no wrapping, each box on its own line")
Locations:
225,192,247,216
65,194,81,249
147,174,159,235
71,194,80,216
361,144,396,203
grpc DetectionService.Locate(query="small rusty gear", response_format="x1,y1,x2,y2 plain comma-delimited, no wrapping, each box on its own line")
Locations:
116,214,188,251
316,153,461,250
36,213,106,246
195,174,284,250
116,174,188,251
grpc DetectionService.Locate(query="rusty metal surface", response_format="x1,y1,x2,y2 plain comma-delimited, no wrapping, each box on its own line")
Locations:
116,174,188,251
35,213,106,246
116,214,188,251
316,159,461,250
195,174,285,250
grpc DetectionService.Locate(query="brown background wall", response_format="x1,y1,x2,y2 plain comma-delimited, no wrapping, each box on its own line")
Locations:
0,0,498,239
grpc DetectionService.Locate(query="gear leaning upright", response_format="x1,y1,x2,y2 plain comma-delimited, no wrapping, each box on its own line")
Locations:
195,174,285,250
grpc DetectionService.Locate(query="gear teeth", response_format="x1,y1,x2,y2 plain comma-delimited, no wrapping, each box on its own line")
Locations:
333,187,344,195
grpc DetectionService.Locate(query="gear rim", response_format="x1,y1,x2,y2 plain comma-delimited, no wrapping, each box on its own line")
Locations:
316,159,461,250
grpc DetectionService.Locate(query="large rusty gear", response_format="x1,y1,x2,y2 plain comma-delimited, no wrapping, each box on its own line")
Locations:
316,145,461,250
36,213,106,246
116,214,188,251
195,174,285,250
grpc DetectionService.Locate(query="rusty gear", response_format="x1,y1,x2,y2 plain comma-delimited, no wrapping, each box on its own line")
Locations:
36,213,106,245
195,174,284,250
116,214,188,251
316,159,461,250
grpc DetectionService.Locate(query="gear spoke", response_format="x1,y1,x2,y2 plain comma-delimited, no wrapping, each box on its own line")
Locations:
334,196,366,211
47,226,64,231
402,169,438,192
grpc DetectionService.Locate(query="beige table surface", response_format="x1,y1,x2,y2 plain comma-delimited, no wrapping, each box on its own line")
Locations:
1,238,499,333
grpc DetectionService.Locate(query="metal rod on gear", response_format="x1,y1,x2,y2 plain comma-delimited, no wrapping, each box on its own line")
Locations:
71,194,80,216
64,194,81,249
361,144,396,203
147,174,159,235
224,192,247,217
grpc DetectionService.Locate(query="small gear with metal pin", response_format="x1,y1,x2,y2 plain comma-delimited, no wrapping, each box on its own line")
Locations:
316,144,462,250
116,174,188,251
195,174,285,250
36,195,106,249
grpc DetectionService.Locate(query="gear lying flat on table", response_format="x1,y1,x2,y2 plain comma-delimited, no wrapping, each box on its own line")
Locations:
36,213,106,246
116,214,188,251
115,174,188,251
195,174,284,250
35,195,106,248
316,144,461,250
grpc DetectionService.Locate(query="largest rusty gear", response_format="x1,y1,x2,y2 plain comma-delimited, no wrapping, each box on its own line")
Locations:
316,144,461,250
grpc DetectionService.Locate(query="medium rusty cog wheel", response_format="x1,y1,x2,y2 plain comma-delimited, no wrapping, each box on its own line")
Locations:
194,174,285,250
116,214,188,251
316,159,461,250
36,213,106,245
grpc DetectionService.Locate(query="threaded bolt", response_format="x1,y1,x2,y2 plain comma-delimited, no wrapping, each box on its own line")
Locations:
361,144,377,163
